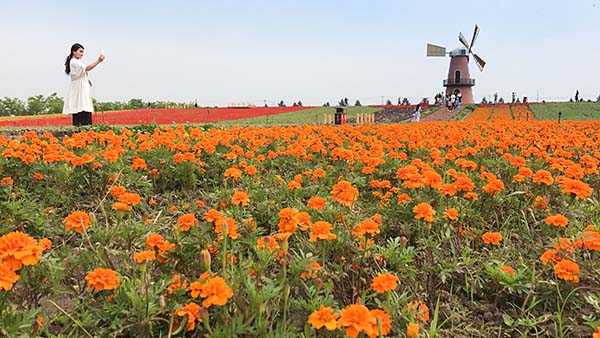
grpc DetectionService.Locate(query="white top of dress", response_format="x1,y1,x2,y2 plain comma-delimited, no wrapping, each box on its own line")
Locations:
62,58,93,114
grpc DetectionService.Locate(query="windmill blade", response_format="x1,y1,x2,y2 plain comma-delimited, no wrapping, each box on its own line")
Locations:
469,25,480,52
472,53,486,71
458,32,470,50
427,43,446,56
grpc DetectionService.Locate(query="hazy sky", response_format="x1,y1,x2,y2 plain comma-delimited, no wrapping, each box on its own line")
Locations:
1,0,599,106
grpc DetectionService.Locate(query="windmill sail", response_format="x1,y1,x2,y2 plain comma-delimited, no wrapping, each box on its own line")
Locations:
473,53,486,71
458,32,470,50
469,25,480,52
427,43,446,56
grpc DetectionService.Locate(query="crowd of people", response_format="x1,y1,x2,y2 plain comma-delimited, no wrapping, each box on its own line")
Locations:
433,91,462,112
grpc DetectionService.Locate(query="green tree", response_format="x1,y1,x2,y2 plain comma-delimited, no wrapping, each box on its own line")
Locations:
46,93,64,114
385,99,392,105
127,99,146,110
0,97,26,116
297,100,302,107
278,100,286,107
354,100,361,106
27,95,48,115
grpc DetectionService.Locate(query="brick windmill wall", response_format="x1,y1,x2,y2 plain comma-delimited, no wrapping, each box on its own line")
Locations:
444,49,475,104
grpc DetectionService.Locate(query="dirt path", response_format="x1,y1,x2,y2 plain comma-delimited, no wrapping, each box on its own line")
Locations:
421,106,461,122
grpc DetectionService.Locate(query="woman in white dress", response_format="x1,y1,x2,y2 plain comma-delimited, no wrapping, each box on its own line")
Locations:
62,43,105,126
411,103,421,122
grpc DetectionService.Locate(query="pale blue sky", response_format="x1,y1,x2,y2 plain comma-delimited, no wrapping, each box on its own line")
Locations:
1,0,599,106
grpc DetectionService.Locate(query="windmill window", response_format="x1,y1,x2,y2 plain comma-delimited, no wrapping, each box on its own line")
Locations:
455,70,461,84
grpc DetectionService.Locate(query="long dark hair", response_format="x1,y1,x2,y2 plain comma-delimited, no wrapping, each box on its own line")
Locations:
65,43,84,75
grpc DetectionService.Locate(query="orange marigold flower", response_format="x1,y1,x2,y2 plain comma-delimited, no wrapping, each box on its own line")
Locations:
464,192,479,200
187,281,203,298
532,170,554,185
482,179,505,196
307,196,327,210
413,202,435,223
278,207,299,233
0,231,42,271
199,276,234,308
134,250,156,264
397,193,412,204
545,214,569,227
146,233,165,249
554,259,580,283
214,217,240,240
582,228,600,251
287,180,302,189
539,249,560,265
500,265,515,276
63,211,91,234
176,214,197,231
482,232,502,245
204,209,223,223
353,219,381,237
38,238,52,252
309,221,337,242
406,322,419,338
337,304,377,338
176,302,202,331
443,208,459,221
112,202,132,212
0,261,19,291
439,184,457,197
232,191,250,206
131,157,147,171
371,273,399,293
109,186,126,198
331,180,359,206
592,326,600,338
34,172,45,180
85,268,120,291
1,177,13,185
223,167,242,181
558,177,593,199
118,192,142,206
454,175,475,192
368,309,391,338
308,305,338,331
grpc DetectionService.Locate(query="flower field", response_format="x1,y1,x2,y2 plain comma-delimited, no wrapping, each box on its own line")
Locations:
0,106,313,127
465,104,536,122
1,121,600,337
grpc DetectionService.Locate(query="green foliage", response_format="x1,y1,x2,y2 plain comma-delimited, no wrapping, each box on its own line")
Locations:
529,102,600,120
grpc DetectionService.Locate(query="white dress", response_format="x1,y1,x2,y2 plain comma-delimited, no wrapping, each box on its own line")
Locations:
62,58,93,114
412,108,421,122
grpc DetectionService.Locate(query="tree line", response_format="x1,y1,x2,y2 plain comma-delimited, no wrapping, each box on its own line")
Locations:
0,94,196,117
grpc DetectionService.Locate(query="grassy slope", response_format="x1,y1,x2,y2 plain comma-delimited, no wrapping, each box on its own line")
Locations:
529,102,600,120
215,106,381,126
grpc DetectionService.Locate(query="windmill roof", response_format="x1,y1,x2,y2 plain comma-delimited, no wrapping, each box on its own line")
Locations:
449,47,469,57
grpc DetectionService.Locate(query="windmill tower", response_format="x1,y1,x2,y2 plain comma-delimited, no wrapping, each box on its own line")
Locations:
427,25,486,104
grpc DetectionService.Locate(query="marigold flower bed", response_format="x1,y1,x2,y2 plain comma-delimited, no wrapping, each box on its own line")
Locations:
0,121,599,337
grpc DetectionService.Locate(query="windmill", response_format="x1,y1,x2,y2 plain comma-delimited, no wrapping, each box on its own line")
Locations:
427,25,486,104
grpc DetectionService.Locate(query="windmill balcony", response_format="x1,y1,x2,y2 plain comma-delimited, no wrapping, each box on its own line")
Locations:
443,78,475,86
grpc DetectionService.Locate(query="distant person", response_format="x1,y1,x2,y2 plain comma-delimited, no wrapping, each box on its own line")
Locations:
412,103,421,122
493,92,498,104
62,43,105,126
511,92,516,104
575,90,579,102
